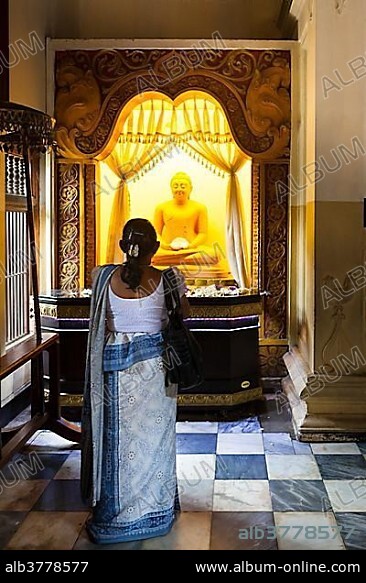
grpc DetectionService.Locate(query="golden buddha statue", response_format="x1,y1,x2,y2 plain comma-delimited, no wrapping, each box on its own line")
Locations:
152,172,231,282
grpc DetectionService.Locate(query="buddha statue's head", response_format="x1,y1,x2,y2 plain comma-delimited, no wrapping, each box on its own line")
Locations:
170,172,192,205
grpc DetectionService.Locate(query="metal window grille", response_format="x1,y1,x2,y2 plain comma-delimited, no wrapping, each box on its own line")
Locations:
5,154,30,345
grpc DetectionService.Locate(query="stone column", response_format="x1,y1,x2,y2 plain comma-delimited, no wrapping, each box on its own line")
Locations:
285,0,366,439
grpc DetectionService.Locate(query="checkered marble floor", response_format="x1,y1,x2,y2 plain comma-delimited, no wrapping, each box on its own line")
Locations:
1,396,366,550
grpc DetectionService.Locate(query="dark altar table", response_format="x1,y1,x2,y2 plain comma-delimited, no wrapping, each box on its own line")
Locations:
39,291,263,410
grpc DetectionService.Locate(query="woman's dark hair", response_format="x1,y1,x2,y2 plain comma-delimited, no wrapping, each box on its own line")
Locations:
120,218,157,290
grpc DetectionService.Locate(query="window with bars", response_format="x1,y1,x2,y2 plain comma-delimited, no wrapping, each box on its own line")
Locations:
5,154,30,345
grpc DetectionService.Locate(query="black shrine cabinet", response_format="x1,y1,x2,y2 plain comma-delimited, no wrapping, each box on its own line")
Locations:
39,291,262,415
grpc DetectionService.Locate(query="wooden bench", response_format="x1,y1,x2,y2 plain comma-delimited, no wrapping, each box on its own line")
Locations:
0,332,81,469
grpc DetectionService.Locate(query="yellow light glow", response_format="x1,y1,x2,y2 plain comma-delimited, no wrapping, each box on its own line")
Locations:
96,91,252,286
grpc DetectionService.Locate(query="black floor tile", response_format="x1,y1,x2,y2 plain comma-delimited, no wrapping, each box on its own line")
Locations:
315,455,366,480
269,480,330,512
210,512,277,550
216,455,267,480
0,512,28,548
335,512,366,550
32,480,89,512
0,453,69,481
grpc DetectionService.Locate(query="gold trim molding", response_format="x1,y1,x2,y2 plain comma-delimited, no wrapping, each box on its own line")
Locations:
190,302,263,318
56,388,263,408
252,162,260,291
177,387,263,406
40,300,262,320
40,303,90,319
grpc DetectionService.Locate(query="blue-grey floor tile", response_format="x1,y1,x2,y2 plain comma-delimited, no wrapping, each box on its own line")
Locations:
263,433,295,455
315,455,366,480
0,453,69,481
218,418,262,434
335,512,366,550
292,441,312,455
32,480,89,512
259,397,293,434
176,434,217,454
216,455,267,480
210,512,277,550
0,512,28,548
357,443,366,454
269,480,330,512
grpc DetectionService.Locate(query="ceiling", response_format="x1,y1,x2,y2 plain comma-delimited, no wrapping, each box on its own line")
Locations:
30,0,298,41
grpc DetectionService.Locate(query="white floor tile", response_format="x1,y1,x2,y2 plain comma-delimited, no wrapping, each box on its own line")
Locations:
274,512,345,550
177,454,216,481
324,480,366,512
176,422,218,434
178,479,214,511
217,434,264,455
266,455,321,480
213,480,272,511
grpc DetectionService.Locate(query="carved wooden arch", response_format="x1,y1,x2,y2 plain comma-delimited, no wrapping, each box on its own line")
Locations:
54,49,291,160
54,47,291,376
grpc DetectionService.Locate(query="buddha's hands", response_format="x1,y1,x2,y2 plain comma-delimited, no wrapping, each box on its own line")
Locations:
170,237,190,250
160,241,172,250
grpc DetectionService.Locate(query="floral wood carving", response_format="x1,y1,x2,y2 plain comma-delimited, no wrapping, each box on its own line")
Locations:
251,162,260,291
84,164,96,289
259,345,288,377
56,162,80,292
263,163,288,339
54,49,291,160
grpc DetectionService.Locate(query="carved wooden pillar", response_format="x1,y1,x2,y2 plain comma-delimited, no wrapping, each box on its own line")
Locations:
55,161,81,292
251,161,261,292
83,163,96,289
259,162,289,377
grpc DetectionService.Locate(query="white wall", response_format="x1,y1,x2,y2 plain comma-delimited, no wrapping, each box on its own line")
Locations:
9,0,50,110
313,0,366,369
316,0,366,203
288,0,316,368
288,0,366,374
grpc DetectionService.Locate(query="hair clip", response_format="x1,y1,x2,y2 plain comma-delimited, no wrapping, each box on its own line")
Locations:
128,243,139,258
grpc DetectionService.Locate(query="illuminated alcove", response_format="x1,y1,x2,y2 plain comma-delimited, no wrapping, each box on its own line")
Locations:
96,91,253,288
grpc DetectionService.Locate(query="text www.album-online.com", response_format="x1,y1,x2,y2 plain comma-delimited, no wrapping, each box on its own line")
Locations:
195,561,360,574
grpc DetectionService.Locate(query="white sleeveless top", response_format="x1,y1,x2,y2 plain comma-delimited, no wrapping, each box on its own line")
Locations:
106,270,186,333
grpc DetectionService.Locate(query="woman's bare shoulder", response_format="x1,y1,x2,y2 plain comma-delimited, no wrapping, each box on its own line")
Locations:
91,264,118,283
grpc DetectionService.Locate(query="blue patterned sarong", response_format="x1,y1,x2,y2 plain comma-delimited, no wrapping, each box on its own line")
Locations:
82,266,179,544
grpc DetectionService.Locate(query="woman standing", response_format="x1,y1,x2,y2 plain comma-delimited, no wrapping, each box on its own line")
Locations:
81,218,189,544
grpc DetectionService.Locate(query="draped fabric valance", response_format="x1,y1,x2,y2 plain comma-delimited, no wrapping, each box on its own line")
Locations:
118,97,233,145
105,95,251,287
